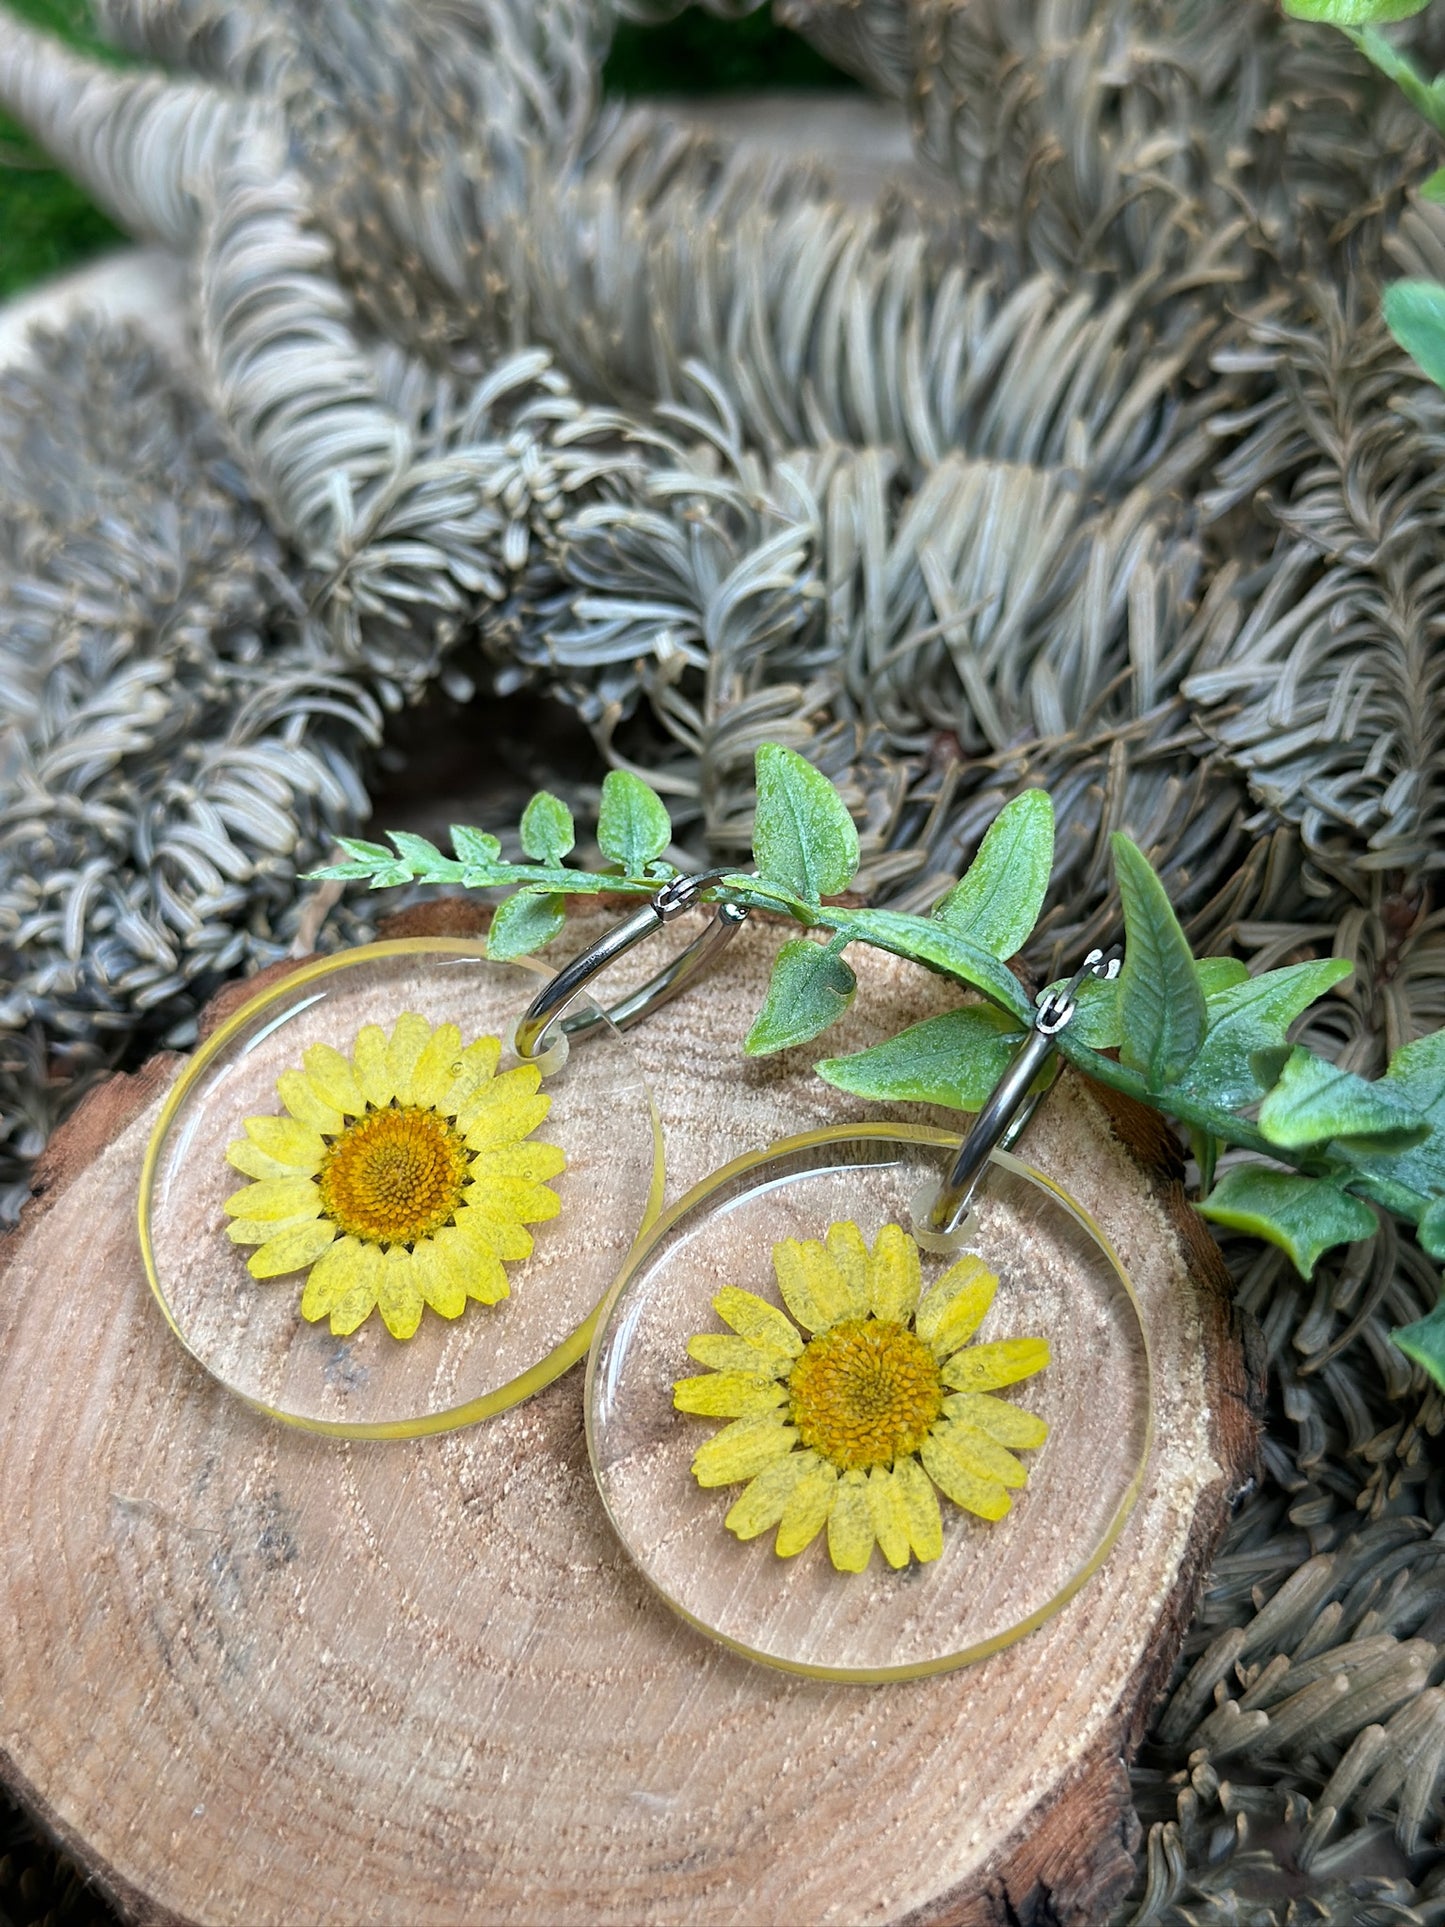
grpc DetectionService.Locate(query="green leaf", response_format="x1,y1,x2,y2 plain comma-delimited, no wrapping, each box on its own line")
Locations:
387,831,462,880
1392,1295,1445,1389
1197,957,1250,996
1257,1046,1427,1151
519,792,575,866
336,837,397,865
839,908,1032,1022
1421,166,1445,203
816,1005,1028,1111
597,771,671,873
1062,957,1250,1055
450,824,502,869
486,890,567,962
933,791,1054,960
744,940,857,1055
1177,958,1355,1110
1418,1197,1445,1259
1285,0,1430,22
1111,833,1207,1091
1384,279,1445,388
1199,1167,1377,1277
752,744,859,904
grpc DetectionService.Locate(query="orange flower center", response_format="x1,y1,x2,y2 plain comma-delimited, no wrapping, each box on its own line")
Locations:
788,1317,944,1471
317,1105,469,1246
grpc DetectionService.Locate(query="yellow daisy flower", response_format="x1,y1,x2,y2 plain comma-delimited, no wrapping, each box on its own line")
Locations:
223,1011,565,1341
673,1221,1049,1573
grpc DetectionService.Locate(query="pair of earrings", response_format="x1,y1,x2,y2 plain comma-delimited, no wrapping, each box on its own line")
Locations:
138,879,1150,1679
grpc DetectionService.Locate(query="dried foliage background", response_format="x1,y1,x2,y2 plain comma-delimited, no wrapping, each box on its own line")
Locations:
3,0,1445,1918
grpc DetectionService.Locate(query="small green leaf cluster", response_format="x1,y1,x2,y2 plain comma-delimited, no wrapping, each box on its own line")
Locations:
1283,0,1445,386
313,743,1445,1391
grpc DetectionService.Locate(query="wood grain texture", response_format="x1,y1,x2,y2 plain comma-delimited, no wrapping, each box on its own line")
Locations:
0,903,1257,1926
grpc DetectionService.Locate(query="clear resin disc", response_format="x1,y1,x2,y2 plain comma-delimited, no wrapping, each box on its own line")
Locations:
587,1126,1151,1680
140,940,661,1435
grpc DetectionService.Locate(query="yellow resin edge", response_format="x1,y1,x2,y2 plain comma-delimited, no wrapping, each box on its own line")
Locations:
584,1123,1155,1684
137,937,666,1439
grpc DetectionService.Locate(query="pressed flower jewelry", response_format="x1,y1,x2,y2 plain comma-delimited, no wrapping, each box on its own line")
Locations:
223,1013,564,1341
674,1222,1049,1573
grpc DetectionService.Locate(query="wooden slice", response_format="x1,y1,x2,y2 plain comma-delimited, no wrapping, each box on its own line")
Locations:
0,903,1256,1926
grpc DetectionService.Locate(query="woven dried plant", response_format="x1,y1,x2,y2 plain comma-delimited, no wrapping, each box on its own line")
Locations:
4,0,1445,1917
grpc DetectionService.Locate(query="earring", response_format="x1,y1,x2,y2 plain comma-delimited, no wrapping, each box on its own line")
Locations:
576,948,1154,1681
137,878,746,1438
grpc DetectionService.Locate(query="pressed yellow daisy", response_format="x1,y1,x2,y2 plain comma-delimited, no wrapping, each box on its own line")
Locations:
223,1011,564,1340
673,1221,1049,1573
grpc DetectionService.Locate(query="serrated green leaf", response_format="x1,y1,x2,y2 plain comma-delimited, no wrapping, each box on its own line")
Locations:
1385,279,1445,387
816,1005,1027,1111
1257,1046,1427,1150
308,861,379,881
1417,1197,1445,1259
1392,1295,1445,1388
744,940,857,1055
597,770,672,874
387,831,461,880
1284,0,1430,22
1199,1168,1377,1277
752,744,859,903
933,791,1053,960
450,824,502,869
840,908,1032,1021
1338,1026,1445,1204
1051,957,1248,1055
1112,834,1207,1091
519,792,575,865
486,890,567,961
336,837,397,865
1177,958,1355,1110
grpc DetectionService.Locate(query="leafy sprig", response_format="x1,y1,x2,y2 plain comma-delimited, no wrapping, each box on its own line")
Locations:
313,744,1445,1387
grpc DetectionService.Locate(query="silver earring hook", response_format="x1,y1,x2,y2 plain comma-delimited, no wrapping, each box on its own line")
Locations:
510,869,749,1064
913,947,1121,1251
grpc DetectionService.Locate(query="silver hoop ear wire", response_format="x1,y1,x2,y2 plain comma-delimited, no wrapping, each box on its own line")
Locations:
914,948,1122,1251
510,870,750,1063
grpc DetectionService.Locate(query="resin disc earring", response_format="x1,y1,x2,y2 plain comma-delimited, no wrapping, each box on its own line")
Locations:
583,950,1154,1681
138,880,745,1437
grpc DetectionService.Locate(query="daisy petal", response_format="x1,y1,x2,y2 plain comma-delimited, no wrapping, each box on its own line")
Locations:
691,1417,797,1488
247,1219,340,1278
443,1227,510,1303
443,1036,504,1113
774,1458,838,1557
300,1237,378,1322
942,1337,1050,1392
300,1043,367,1119
673,1372,788,1418
772,1238,856,1331
827,1469,875,1572
944,1392,1049,1449
480,1177,560,1224
352,1024,395,1110
387,1012,434,1106
453,1202,533,1261
223,1176,321,1222
468,1142,567,1183
408,1239,466,1320
407,1023,464,1111
920,1430,1011,1520
891,1455,944,1561
377,1248,425,1340
225,1137,302,1181
866,1465,913,1570
916,1254,997,1357
226,1212,326,1246
824,1221,869,1304
936,1418,1028,1488
867,1222,921,1324
239,1114,326,1173
711,1287,804,1361
330,1278,381,1336
724,1452,816,1541
274,1069,343,1135
686,1333,791,1377
460,1092,552,1150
